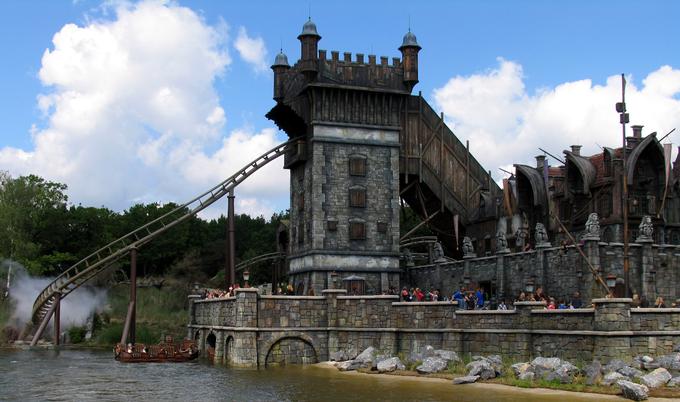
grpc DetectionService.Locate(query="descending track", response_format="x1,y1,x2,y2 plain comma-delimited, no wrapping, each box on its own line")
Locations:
31,138,298,328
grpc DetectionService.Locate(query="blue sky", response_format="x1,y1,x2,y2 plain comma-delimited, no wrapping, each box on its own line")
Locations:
1,0,679,217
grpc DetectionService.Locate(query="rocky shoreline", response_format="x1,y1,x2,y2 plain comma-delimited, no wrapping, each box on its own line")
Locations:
326,344,680,401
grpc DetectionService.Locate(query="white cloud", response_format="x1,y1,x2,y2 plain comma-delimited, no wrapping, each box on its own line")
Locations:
234,26,268,73
0,0,287,218
432,59,680,180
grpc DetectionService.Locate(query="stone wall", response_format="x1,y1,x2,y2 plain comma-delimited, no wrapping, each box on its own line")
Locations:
407,240,680,306
189,289,680,368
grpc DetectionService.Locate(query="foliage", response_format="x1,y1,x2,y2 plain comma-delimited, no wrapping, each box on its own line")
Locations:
68,326,87,343
0,172,288,285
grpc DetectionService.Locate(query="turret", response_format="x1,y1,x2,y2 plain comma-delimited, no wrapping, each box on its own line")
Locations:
271,50,290,101
298,18,321,80
399,30,421,92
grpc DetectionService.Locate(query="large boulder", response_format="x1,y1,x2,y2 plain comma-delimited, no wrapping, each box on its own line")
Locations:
668,376,680,388
336,360,362,371
466,359,496,380
653,353,680,371
602,372,627,386
434,349,460,364
531,357,562,378
582,361,603,385
452,375,480,384
618,365,644,380
377,357,406,373
604,359,628,373
545,363,579,384
518,371,535,381
617,380,649,401
416,357,448,374
511,362,532,377
354,346,377,367
640,367,672,389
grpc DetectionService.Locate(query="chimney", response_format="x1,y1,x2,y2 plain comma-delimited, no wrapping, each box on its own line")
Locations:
631,125,643,139
536,155,546,169
570,145,582,156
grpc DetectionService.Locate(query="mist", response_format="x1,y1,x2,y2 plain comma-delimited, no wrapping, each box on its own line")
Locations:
2,259,108,328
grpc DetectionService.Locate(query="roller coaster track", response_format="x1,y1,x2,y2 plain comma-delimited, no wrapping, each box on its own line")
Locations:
30,138,298,332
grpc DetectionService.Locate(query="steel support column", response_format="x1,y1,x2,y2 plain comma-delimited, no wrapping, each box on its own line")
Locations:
227,190,236,287
54,293,61,346
129,247,137,345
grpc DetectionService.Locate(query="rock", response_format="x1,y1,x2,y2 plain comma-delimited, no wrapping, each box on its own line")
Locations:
377,357,405,373
668,376,680,387
583,361,603,385
452,375,480,384
545,363,578,384
604,359,628,373
485,355,503,375
518,372,535,381
466,359,496,380
336,360,362,371
618,366,644,380
674,343,680,353
531,357,562,378
371,354,390,370
329,350,348,362
653,353,680,371
416,357,448,374
640,368,672,388
617,380,649,401
422,345,435,358
602,372,626,386
511,362,532,377
434,349,460,364
354,346,377,368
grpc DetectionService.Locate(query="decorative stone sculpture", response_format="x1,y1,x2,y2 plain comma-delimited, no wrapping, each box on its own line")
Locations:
535,223,551,247
432,242,446,263
404,248,415,267
637,215,653,242
462,236,476,258
496,231,510,254
584,213,600,239
514,227,527,250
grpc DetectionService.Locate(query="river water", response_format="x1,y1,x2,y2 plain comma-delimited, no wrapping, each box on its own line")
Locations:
0,349,615,401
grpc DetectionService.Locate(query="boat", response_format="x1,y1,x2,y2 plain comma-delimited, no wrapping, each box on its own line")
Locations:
114,336,199,363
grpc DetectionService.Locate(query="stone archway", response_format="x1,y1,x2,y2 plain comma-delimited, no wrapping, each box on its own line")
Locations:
206,332,217,362
264,334,318,367
224,335,234,364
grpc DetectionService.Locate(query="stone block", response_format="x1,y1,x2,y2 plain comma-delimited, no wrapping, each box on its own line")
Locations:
640,368,672,388
617,380,649,401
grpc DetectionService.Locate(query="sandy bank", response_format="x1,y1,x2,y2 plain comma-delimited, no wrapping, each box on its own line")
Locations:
315,361,673,401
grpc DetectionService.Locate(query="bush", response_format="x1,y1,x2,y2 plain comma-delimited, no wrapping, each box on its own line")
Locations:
68,326,87,343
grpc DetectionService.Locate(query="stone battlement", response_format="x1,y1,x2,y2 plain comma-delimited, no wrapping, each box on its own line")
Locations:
189,290,680,368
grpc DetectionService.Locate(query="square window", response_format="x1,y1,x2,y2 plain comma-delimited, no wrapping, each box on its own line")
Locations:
349,157,367,176
349,188,367,208
349,222,366,240
327,220,338,231
377,221,388,233
298,222,304,244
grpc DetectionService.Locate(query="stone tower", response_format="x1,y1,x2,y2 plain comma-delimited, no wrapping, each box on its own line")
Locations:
267,20,421,295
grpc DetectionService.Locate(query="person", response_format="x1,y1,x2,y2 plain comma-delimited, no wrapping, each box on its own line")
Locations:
557,300,567,309
631,293,642,308
401,287,410,302
570,291,582,309
515,292,526,302
475,288,485,310
452,287,466,309
415,288,424,302
547,298,557,310
497,300,507,310
126,343,133,354
654,296,666,308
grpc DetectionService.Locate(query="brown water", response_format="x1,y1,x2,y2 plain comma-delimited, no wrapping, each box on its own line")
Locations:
0,349,618,401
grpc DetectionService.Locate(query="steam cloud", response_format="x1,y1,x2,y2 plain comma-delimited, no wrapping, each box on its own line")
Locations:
2,259,107,329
